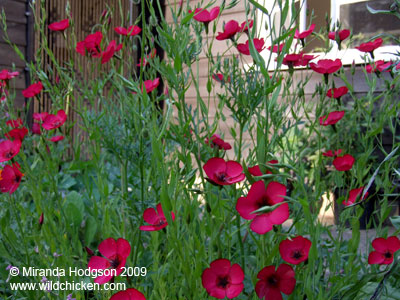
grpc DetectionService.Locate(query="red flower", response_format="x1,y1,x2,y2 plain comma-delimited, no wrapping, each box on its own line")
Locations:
201,258,244,299
268,43,285,53
114,25,141,36
322,149,342,157
0,139,21,162
279,236,311,265
139,203,175,231
343,187,368,206
6,119,23,128
0,162,23,194
101,40,123,64
32,123,41,135
356,38,383,53
237,38,265,55
6,127,28,141
142,78,160,94
255,263,296,300
326,86,348,99
319,111,345,126
248,160,278,176
205,134,231,150
0,69,19,81
87,237,131,284
137,49,157,67
190,7,220,24
368,236,400,265
76,31,103,57
236,180,289,234
310,59,342,74
42,110,67,130
22,82,43,98
365,60,391,73
49,135,64,142
294,24,315,39
239,19,253,33
110,288,146,300
33,112,49,122
282,52,316,67
212,73,230,83
203,157,245,186
328,29,350,42
216,20,239,41
332,154,355,171
48,19,69,31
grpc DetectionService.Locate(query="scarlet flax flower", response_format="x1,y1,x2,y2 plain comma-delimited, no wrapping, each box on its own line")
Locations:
6,127,28,142
42,110,67,130
328,29,350,42
294,24,315,39
0,162,23,194
203,157,245,186
239,19,253,33
201,258,244,299
0,139,21,162
101,40,123,64
0,69,19,81
237,38,265,55
48,19,69,31
319,111,345,126
343,187,368,206
110,288,146,300
139,203,175,231
216,20,239,41
87,238,131,284
189,7,220,24
212,73,230,83
76,32,103,57
236,180,289,234
365,60,391,74
310,59,342,75
268,43,285,53
322,149,342,157
279,236,311,265
49,135,64,142
326,86,348,99
205,134,232,150
22,82,43,98
368,236,400,265
332,154,355,171
356,38,383,58
255,263,296,300
248,160,278,176
141,78,160,94
114,25,141,36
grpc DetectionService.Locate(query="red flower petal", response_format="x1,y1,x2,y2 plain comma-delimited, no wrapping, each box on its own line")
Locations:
98,237,117,259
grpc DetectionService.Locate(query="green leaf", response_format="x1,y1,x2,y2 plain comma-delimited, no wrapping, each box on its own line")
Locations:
64,191,84,227
251,202,284,214
181,12,194,25
84,216,97,245
390,216,400,230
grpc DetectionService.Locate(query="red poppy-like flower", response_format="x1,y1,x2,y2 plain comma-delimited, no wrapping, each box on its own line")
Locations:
139,203,175,231
368,236,400,265
42,110,67,130
356,38,383,53
322,149,342,157
212,73,230,83
237,38,265,55
137,49,157,67
6,127,28,141
87,237,131,284
76,31,103,57
114,25,142,36
343,187,368,206
33,112,49,122
279,236,312,265
365,60,391,73
0,139,21,162
22,82,43,98
328,29,350,42
32,123,41,135
6,119,23,128
239,19,253,33
110,288,146,300
101,40,123,64
189,7,220,24
268,43,285,53
327,86,348,99
294,24,315,39
142,78,160,94
255,263,296,300
216,20,239,41
49,135,64,142
248,160,278,176
310,59,342,74
201,258,244,299
203,157,245,186
48,19,69,31
236,180,289,234
319,111,345,126
282,52,316,67
333,154,355,171
205,134,231,150
0,69,19,81
0,162,23,194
